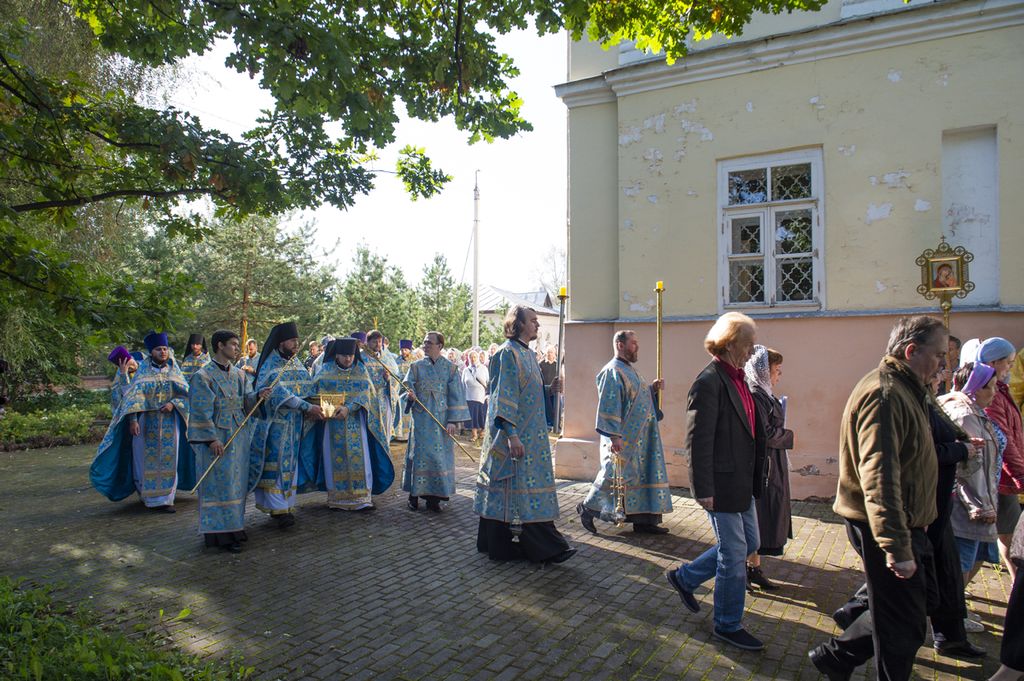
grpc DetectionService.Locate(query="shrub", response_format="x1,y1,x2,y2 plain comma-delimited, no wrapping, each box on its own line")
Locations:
0,407,103,450
0,578,253,680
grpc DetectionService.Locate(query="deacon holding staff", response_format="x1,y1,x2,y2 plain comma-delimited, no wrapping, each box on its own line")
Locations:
577,330,672,535
402,330,469,512
188,330,270,553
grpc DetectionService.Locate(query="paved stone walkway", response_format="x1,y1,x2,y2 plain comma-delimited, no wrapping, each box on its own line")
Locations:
0,442,1012,680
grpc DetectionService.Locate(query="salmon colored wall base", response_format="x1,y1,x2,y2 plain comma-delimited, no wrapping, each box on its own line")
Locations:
553,311,1023,500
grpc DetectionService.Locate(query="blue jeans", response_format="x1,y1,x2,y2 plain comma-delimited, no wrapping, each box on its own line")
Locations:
675,500,759,632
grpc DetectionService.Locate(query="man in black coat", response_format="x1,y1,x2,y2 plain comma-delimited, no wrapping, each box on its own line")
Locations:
665,312,767,651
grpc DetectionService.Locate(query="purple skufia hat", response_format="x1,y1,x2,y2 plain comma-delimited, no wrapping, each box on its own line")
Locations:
350,331,367,343
107,346,131,365
962,362,996,397
399,339,413,350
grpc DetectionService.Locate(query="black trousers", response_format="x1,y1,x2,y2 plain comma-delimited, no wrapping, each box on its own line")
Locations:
1003,570,1024,669
823,519,937,681
927,518,967,643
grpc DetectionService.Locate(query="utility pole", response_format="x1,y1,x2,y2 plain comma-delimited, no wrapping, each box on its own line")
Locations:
472,170,480,347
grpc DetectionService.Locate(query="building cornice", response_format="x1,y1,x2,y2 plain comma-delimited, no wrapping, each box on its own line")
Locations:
555,0,1024,108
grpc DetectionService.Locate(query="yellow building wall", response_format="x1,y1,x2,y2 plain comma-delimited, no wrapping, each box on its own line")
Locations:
606,27,1023,316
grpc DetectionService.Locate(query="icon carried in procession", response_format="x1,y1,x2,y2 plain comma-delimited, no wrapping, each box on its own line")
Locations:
915,236,974,328
316,393,347,419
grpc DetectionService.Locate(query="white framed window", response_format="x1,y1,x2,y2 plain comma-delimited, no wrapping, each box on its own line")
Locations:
717,149,825,311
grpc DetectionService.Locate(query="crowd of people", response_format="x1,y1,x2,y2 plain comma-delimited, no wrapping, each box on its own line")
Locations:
87,308,1023,680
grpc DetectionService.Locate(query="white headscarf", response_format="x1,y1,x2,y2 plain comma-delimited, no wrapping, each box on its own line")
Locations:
744,345,773,397
959,338,981,367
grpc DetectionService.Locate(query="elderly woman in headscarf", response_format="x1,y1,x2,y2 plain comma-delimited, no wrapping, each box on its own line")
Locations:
977,337,1024,583
939,361,1004,631
743,346,794,590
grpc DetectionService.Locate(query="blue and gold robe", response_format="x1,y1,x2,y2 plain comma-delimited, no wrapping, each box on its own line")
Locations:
188,361,259,535
583,358,672,518
474,339,560,523
248,351,315,514
236,354,259,387
91,358,195,505
110,370,134,413
304,361,394,508
364,351,401,441
401,356,469,497
393,354,414,441
179,352,210,381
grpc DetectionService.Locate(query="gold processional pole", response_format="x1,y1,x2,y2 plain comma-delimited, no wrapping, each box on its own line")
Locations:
188,354,301,494
362,351,477,463
655,280,665,410
915,236,974,374
554,286,568,434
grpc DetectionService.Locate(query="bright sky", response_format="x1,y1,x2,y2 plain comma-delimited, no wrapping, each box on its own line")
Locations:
172,29,568,293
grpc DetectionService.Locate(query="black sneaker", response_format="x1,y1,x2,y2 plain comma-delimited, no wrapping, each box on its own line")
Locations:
933,639,986,659
576,503,598,535
274,514,295,529
633,524,670,534
713,627,764,651
808,645,853,681
746,565,779,590
665,569,700,613
407,496,419,511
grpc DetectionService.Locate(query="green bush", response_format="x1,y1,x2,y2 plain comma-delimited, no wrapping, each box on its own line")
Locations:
0,578,253,680
0,408,100,448
12,387,112,415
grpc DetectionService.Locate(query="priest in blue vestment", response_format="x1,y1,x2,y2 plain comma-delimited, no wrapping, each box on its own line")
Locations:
91,332,195,512
577,330,672,535
393,340,414,441
248,321,322,528
364,329,401,442
179,333,209,380
402,331,470,512
107,346,140,413
305,338,394,510
189,330,270,553
475,306,575,564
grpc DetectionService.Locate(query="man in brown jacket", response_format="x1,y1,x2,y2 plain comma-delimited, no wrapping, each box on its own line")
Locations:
809,316,946,681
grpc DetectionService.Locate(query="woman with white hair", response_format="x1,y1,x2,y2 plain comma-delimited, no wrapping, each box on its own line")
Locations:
664,312,767,651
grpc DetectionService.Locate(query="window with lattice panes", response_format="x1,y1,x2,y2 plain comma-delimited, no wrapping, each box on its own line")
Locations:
718,150,824,310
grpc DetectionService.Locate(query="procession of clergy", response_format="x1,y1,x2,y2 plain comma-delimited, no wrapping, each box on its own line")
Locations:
90,304,664,564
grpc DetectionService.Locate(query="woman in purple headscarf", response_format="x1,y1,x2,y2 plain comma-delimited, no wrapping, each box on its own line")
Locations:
939,361,1004,628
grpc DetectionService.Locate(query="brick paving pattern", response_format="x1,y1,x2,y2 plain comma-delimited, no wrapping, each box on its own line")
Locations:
0,442,1012,680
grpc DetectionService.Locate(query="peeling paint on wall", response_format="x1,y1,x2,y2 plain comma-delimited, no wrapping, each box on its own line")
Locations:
838,145,856,157
674,99,697,115
623,219,635,231
622,182,642,198
686,190,699,198
914,199,931,212
644,113,666,134
681,119,714,141
936,65,950,86
825,457,838,465
618,126,642,147
875,280,887,293
866,203,893,224
887,69,902,82
808,96,825,110
623,291,655,312
745,101,754,113
643,148,664,174
881,170,911,189
647,195,658,204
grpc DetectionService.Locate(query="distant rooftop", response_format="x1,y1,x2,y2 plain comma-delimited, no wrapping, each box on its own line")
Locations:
478,285,558,316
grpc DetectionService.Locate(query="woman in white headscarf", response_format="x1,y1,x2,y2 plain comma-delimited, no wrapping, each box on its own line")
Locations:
743,345,794,590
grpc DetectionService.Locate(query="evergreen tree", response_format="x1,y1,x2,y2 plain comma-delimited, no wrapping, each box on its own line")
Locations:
418,254,472,348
